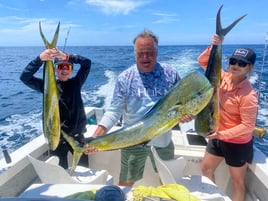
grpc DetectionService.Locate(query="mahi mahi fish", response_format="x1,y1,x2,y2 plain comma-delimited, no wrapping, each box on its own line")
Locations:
195,5,247,137
39,22,61,151
62,71,213,174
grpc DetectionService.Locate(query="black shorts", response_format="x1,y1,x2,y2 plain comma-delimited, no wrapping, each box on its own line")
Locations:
206,137,254,167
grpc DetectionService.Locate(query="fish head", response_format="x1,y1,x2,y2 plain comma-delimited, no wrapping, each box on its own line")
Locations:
179,72,214,116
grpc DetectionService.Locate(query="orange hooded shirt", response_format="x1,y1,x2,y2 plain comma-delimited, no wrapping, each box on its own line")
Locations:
198,46,258,143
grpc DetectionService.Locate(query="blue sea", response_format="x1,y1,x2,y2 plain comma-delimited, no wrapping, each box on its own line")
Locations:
1,45,268,159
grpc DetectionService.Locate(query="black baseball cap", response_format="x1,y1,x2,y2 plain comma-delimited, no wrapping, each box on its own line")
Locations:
230,48,256,65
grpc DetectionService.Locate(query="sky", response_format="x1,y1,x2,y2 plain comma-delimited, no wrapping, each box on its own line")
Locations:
0,0,268,46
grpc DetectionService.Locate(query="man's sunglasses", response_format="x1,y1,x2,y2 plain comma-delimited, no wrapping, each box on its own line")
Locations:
55,62,73,71
229,58,249,68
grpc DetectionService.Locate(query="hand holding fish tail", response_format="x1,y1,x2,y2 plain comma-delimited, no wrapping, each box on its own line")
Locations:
39,48,69,61
210,34,224,46
39,48,57,61
84,143,98,155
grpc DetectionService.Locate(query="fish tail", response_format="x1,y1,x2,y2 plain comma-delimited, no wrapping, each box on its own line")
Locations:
69,151,83,175
61,130,85,174
216,5,247,37
39,21,60,49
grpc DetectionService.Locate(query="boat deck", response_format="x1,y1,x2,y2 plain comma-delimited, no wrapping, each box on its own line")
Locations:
0,107,267,200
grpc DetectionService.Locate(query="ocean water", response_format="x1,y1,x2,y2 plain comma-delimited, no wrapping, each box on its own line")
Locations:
0,45,268,159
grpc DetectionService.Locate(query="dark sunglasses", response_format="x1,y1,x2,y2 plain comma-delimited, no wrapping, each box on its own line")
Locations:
135,50,156,57
229,58,249,68
55,62,73,71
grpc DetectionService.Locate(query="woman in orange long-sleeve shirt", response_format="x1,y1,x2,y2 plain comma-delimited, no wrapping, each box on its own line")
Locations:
198,34,258,201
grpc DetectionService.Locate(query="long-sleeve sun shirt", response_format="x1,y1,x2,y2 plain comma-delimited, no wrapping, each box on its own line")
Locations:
198,47,258,144
99,62,180,147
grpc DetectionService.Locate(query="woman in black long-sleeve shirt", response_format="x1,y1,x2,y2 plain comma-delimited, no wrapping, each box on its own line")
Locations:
20,48,91,169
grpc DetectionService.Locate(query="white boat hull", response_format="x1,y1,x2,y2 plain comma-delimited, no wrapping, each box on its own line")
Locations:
0,107,267,201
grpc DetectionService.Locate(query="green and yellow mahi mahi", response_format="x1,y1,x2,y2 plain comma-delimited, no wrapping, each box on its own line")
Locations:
62,71,213,174
40,22,61,151
195,5,246,137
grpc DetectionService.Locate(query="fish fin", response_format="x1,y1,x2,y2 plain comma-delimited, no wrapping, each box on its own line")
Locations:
39,21,60,49
61,130,85,174
143,94,170,117
168,104,183,112
61,130,83,148
69,151,83,175
216,5,247,37
142,141,151,146
205,5,246,79
125,141,151,148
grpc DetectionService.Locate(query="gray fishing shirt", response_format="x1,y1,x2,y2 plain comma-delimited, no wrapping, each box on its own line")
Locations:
99,62,180,147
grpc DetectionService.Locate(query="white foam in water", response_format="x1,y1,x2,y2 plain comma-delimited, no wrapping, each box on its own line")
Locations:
257,107,268,126
81,91,100,106
0,110,42,154
163,50,200,77
249,71,258,85
81,70,117,109
96,70,117,109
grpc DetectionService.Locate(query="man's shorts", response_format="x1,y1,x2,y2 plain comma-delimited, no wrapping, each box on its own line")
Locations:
119,141,174,183
206,138,254,167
